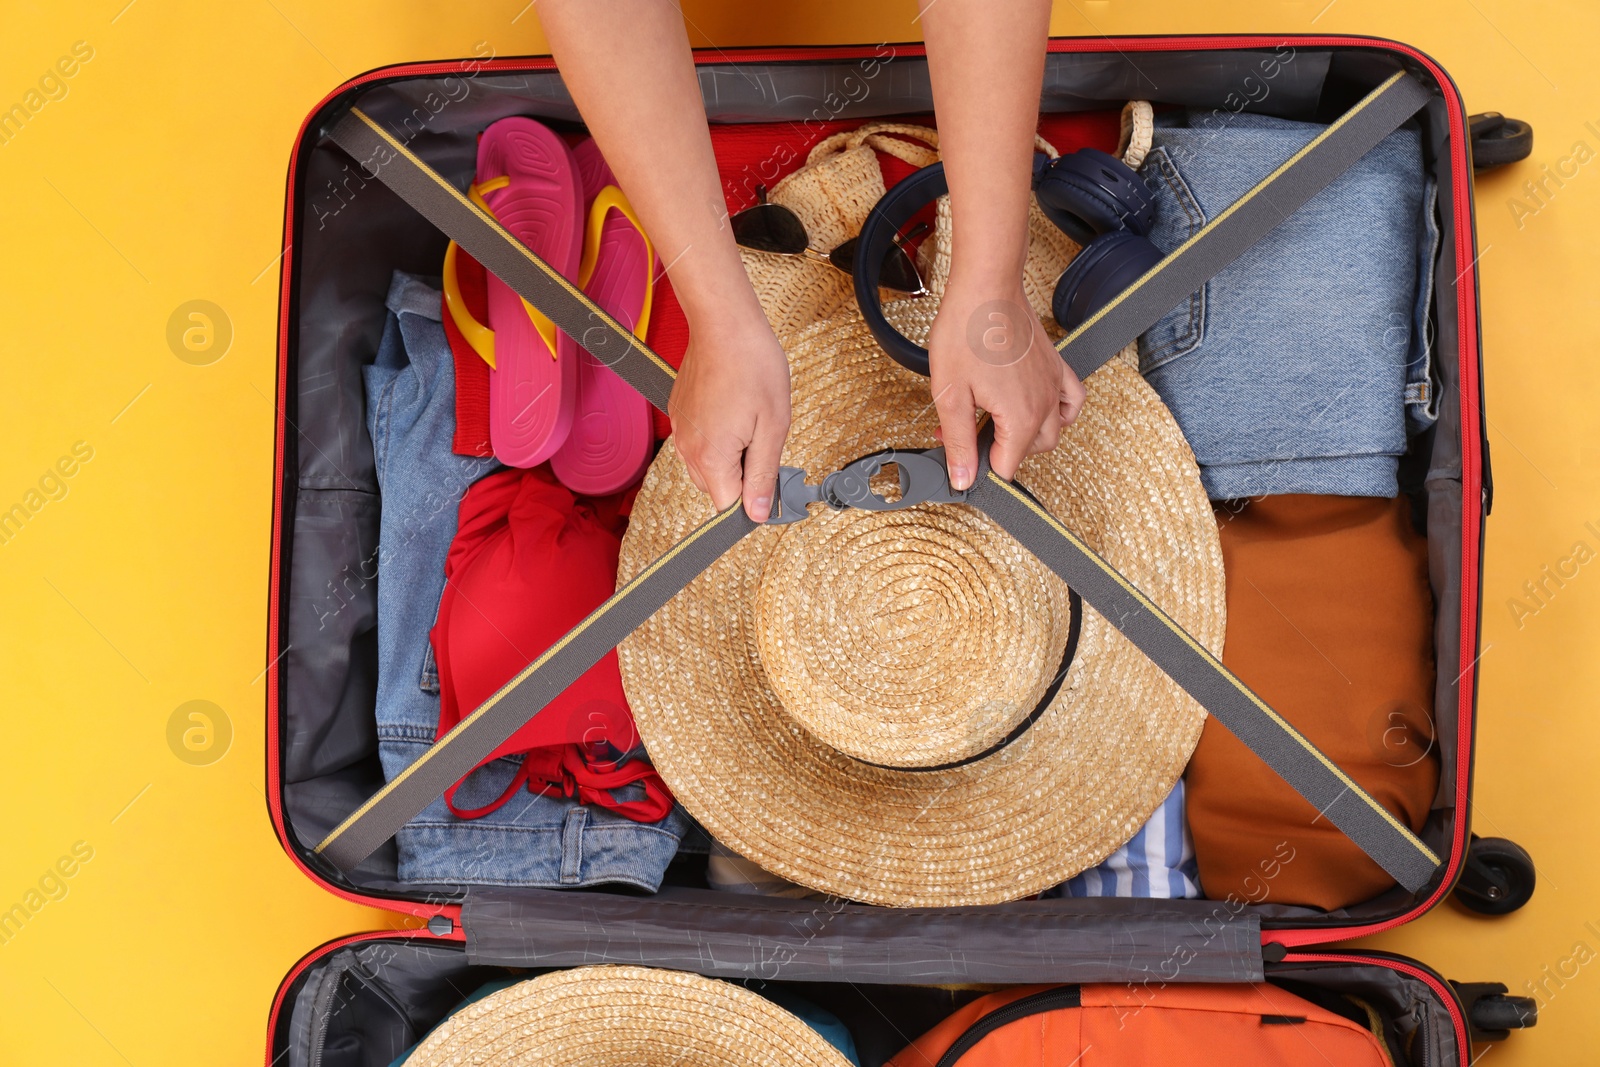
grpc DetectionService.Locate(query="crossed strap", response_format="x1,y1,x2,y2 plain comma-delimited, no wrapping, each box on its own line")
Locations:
313,70,1441,893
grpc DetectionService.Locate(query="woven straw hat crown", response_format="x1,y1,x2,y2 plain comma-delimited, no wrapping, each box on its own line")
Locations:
618,104,1223,906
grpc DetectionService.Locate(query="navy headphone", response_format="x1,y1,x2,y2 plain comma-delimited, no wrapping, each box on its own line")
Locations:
853,147,1162,376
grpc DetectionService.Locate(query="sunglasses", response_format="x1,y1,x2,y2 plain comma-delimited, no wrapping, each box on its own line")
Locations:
731,185,929,296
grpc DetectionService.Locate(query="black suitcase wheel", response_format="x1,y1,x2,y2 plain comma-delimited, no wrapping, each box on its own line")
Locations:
1452,981,1538,1041
1469,112,1534,170
1453,835,1536,915
1471,993,1538,1033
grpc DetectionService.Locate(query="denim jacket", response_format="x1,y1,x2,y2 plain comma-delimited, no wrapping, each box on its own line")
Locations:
1136,111,1441,499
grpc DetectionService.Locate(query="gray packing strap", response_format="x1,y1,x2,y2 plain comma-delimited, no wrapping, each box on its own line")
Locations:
965,469,1441,893
315,503,760,872
1056,70,1432,381
325,107,679,414
315,75,1441,886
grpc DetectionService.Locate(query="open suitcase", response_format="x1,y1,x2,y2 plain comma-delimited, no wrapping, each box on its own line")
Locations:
265,34,1538,1065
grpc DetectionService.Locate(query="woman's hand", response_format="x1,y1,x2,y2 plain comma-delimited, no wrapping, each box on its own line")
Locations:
668,305,792,521
927,277,1085,488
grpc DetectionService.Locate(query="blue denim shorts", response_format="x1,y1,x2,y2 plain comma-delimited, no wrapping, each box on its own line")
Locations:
1136,111,1441,499
366,272,689,890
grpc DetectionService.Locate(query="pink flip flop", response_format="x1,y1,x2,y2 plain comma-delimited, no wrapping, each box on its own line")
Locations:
550,140,657,495
476,117,582,468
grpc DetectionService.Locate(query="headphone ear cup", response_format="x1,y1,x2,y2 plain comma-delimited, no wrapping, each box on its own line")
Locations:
1035,186,1104,246
1051,230,1165,331
854,162,948,376
1035,148,1157,244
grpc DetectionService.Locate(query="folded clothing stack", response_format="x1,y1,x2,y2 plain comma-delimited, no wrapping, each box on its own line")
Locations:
1137,110,1440,500
367,271,689,890
1046,781,1201,900
1186,494,1438,910
1130,111,1443,911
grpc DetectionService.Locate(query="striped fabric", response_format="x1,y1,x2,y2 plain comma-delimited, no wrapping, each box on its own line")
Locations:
1049,780,1202,899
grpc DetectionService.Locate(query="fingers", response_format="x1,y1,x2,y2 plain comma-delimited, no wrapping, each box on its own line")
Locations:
672,406,789,520
674,420,744,512
1018,363,1084,462
933,384,980,490
740,410,787,522
1012,362,1087,469
1058,362,1087,427
1023,409,1063,461
988,406,1040,481
694,451,743,513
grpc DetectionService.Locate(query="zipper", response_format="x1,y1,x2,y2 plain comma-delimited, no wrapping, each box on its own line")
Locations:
264,931,422,1067
307,953,416,1067
269,34,1482,940
932,986,1082,1067
1281,950,1470,1066
1417,997,1431,1067
306,956,345,1067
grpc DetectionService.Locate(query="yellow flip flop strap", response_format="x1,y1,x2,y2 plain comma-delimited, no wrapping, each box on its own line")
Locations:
441,240,497,368
442,176,564,369
440,177,510,369
576,185,656,340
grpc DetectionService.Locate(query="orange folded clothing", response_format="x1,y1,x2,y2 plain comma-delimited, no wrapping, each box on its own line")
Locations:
1186,494,1439,910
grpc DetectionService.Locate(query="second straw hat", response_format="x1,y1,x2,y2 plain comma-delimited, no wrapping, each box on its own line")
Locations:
404,966,855,1067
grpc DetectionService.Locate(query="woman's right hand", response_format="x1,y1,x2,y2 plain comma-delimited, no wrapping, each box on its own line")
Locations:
668,305,792,523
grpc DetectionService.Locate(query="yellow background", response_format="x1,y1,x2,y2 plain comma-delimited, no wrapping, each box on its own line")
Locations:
0,1,1593,1062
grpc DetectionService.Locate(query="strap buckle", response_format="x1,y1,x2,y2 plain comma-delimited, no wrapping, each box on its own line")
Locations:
767,447,971,525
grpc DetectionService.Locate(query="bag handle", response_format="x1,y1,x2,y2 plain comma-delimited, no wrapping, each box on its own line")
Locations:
805,122,1056,170
807,122,940,167
1117,100,1155,169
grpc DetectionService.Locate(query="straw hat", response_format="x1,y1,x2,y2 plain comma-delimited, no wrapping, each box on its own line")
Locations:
404,966,854,1067
616,103,1222,906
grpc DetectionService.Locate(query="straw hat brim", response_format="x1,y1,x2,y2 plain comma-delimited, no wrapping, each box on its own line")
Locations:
403,966,855,1067
616,304,1225,907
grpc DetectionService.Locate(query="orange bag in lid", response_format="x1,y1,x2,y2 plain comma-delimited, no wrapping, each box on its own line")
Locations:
887,982,1396,1067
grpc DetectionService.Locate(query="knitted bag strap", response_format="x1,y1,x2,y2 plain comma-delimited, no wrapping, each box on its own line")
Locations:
1118,100,1155,168
806,123,1063,182
807,122,940,168
1111,100,1155,366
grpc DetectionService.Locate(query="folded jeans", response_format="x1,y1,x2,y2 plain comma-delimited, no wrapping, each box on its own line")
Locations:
1136,110,1441,499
